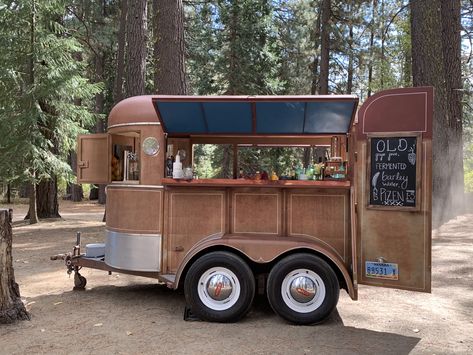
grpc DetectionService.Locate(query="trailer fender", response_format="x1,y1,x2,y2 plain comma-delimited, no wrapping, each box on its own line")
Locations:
174,233,357,300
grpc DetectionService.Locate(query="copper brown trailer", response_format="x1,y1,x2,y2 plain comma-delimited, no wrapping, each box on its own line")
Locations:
52,87,433,325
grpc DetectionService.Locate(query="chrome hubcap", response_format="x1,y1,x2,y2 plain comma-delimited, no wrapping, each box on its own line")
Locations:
289,276,316,303
281,269,326,313
198,267,241,311
206,274,233,301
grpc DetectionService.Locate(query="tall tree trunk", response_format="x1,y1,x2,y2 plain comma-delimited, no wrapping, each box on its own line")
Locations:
153,0,187,94
125,0,147,97
27,0,38,225
29,0,60,219
226,3,239,95
69,152,83,202
6,184,11,204
0,209,30,323
346,2,354,94
317,0,331,95
310,4,322,95
36,178,60,218
411,0,463,225
94,52,106,205
114,0,127,103
28,180,38,224
367,0,377,98
309,2,325,164
379,0,385,89
35,126,60,218
69,65,83,203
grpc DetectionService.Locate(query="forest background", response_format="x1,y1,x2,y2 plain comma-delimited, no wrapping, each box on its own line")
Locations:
0,0,470,226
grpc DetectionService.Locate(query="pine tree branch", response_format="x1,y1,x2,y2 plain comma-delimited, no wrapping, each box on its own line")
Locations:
65,5,99,57
383,3,409,40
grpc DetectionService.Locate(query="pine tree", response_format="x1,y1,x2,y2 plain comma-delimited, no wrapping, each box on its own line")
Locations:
186,2,219,94
0,0,100,223
411,0,464,225
215,0,282,95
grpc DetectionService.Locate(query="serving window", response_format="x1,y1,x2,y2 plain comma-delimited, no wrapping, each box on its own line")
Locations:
190,135,348,181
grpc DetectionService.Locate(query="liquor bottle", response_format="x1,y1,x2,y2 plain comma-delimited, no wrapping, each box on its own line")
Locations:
166,153,174,177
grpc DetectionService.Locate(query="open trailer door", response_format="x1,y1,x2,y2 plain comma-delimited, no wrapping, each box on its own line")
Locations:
77,134,110,184
355,87,433,292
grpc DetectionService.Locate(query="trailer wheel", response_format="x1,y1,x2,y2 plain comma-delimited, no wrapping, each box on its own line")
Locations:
184,251,255,323
267,253,339,325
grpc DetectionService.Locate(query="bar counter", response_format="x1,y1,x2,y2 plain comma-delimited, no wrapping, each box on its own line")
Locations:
162,178,350,189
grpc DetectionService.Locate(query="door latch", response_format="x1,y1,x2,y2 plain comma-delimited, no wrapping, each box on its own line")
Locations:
78,160,89,168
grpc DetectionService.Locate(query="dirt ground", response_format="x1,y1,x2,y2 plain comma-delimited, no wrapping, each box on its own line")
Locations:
0,200,472,354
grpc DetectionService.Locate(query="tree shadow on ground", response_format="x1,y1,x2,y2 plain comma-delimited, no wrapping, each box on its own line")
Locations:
3,282,421,355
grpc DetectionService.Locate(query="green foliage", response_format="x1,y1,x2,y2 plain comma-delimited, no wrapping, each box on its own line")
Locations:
193,144,312,179
0,0,101,186
193,144,218,178
186,3,220,94
66,0,119,113
187,0,283,95
0,0,470,198
465,170,473,193
274,0,318,94
193,144,234,179
238,146,305,176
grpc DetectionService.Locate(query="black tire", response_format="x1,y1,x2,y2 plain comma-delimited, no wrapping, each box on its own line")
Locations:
184,251,255,323
267,253,339,325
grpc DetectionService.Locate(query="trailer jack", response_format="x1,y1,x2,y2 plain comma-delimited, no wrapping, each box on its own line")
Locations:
50,232,87,291
72,269,87,290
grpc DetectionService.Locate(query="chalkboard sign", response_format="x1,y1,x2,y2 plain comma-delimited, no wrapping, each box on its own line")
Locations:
368,136,419,209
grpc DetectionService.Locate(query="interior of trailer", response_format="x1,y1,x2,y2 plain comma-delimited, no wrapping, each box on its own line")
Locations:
156,96,357,185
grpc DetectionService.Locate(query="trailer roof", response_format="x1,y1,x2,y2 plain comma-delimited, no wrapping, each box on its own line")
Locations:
152,95,358,136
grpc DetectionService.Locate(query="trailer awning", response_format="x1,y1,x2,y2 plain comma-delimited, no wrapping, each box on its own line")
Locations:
153,96,358,136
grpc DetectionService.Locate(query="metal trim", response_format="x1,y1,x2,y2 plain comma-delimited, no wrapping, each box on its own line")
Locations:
106,184,164,191
108,122,161,129
105,229,161,237
105,230,162,272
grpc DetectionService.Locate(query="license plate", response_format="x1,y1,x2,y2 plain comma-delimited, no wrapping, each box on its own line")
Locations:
365,261,398,280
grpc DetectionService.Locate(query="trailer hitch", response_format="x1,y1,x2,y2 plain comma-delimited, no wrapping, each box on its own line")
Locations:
50,232,87,290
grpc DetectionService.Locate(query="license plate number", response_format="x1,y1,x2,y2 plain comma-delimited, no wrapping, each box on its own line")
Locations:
365,261,398,280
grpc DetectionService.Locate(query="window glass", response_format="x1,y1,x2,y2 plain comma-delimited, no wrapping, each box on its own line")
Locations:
238,146,330,177
193,144,332,179
193,144,234,179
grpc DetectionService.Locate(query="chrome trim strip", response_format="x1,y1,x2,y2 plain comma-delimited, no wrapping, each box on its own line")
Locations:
108,122,161,129
106,184,164,191
105,229,161,237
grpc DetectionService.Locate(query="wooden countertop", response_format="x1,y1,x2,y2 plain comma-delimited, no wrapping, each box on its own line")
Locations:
162,178,350,189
